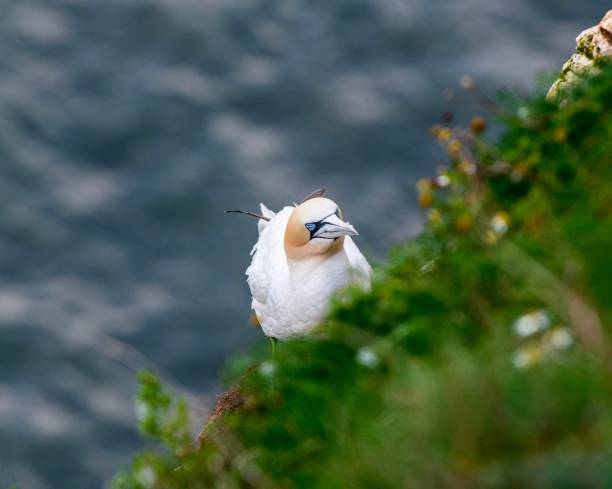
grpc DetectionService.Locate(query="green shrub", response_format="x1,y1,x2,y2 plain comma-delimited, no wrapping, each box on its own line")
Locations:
112,63,612,489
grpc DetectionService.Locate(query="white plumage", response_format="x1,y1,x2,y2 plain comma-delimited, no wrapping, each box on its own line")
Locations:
245,195,371,339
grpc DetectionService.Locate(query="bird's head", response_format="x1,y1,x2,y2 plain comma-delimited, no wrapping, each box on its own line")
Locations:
284,197,358,260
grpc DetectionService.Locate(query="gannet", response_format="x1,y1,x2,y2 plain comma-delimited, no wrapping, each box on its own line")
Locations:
229,189,371,340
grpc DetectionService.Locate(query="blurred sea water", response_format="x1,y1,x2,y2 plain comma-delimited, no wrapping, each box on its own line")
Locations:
0,0,605,487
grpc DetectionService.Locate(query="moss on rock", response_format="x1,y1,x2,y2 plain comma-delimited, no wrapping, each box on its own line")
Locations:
548,10,612,100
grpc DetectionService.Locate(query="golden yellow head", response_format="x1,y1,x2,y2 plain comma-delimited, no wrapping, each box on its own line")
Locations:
284,197,358,260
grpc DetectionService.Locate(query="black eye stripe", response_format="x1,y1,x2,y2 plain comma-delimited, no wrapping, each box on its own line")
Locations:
305,211,339,238
305,221,322,237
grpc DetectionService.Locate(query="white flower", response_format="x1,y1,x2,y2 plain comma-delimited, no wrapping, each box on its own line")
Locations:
259,361,277,377
490,212,510,235
136,466,157,488
460,75,474,89
356,348,379,368
513,310,550,337
546,327,573,350
435,174,451,188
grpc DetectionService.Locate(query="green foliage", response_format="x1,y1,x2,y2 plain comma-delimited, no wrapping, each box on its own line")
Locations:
112,63,612,489
135,371,190,449
112,372,192,489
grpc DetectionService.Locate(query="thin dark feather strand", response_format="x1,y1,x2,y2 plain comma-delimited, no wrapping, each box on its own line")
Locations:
300,188,327,203
225,209,271,221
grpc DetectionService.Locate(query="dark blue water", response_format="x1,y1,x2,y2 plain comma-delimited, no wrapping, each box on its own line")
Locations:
0,1,605,487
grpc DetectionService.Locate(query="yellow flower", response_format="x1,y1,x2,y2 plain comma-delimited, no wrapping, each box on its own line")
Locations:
428,208,442,223
447,139,462,157
458,160,477,175
438,127,452,141
416,177,432,193
455,213,473,233
418,192,434,208
513,344,543,369
553,127,568,143
470,116,487,134
483,229,498,245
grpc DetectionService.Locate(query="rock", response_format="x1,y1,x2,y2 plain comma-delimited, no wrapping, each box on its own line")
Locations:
600,10,612,39
547,10,612,100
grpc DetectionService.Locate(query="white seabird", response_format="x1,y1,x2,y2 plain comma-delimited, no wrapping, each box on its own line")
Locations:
230,189,372,340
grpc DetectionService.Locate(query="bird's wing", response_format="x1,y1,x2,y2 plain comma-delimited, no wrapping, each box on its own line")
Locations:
246,206,293,307
343,236,373,290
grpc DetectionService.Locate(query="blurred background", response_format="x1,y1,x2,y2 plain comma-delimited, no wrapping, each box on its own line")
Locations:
0,0,606,487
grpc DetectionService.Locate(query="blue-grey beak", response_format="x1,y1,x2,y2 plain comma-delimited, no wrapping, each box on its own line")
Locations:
312,214,358,239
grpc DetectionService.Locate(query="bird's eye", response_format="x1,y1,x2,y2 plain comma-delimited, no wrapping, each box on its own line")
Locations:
335,208,342,218
305,223,317,232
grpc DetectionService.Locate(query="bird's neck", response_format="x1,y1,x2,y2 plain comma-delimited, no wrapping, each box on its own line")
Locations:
284,236,345,261
286,249,349,285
